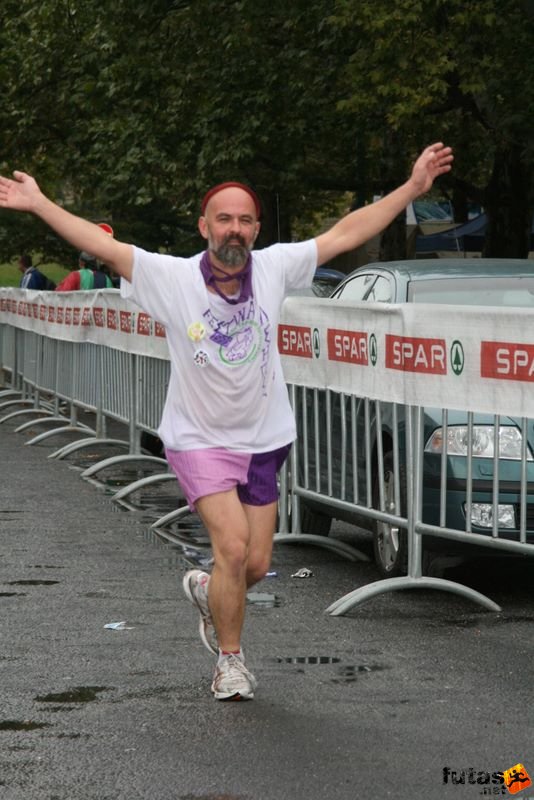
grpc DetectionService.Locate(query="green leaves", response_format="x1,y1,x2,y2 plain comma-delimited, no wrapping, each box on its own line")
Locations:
0,0,532,259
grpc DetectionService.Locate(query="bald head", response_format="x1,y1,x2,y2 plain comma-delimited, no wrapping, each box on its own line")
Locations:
201,182,261,218
198,185,261,269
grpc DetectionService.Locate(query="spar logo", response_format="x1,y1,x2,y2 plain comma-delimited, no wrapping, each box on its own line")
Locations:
278,324,314,359
481,341,534,382
328,328,368,365
451,340,465,376
386,334,447,374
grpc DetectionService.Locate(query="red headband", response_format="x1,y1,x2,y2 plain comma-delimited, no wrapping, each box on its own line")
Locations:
201,181,261,218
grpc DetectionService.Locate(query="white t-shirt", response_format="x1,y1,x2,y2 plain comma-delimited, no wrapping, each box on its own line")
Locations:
121,240,317,452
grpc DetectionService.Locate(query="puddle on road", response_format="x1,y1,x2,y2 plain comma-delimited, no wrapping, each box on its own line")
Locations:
8,580,60,586
331,664,389,683
0,720,52,731
180,546,213,569
35,686,110,704
274,657,389,683
145,527,211,553
27,565,63,570
277,656,341,665
141,530,213,571
179,795,247,800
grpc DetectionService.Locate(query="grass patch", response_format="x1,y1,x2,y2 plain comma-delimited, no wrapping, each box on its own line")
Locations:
0,262,68,288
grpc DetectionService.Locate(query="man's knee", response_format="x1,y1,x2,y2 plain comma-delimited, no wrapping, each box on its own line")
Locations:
214,535,249,576
246,552,272,586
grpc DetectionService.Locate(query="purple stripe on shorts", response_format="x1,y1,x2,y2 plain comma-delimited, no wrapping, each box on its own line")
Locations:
237,444,291,506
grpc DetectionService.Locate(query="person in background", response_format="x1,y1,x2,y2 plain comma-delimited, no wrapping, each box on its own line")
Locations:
18,254,53,290
55,250,114,291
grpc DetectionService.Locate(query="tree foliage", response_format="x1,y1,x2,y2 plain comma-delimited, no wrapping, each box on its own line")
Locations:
0,0,532,262
328,0,534,255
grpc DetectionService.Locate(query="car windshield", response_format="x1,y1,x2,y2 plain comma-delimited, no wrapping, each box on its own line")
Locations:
312,280,338,297
408,276,534,308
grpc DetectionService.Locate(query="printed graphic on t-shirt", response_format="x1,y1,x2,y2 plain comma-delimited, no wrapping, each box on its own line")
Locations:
202,298,272,395
221,322,259,365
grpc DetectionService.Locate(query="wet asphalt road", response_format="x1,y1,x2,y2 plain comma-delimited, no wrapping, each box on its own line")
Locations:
0,404,533,800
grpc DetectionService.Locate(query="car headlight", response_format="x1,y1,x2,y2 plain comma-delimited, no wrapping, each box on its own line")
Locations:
424,425,533,461
467,503,516,529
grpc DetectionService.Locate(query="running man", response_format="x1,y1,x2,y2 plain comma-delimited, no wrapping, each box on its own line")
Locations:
0,143,453,700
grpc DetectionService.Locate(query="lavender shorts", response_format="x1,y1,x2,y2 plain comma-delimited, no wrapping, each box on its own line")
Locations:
165,444,291,511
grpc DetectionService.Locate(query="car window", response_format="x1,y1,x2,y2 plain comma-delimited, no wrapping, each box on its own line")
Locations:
367,276,393,302
409,276,534,307
336,274,393,303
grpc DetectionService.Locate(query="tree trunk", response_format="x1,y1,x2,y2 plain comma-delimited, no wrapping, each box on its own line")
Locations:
452,185,469,224
483,147,533,258
256,189,292,247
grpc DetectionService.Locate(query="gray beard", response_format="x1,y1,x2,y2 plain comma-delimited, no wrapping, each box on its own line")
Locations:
212,242,249,268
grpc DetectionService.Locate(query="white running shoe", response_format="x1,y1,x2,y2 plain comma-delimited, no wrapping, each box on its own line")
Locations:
182,569,218,656
211,654,257,701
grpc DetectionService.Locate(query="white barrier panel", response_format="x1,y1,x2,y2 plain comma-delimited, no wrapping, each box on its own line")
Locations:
279,296,534,419
4,288,534,419
0,288,169,360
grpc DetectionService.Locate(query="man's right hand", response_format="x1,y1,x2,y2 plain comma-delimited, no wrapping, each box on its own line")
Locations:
0,171,43,213
0,169,134,281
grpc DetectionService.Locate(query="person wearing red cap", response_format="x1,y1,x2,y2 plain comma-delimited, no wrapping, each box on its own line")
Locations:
0,143,453,701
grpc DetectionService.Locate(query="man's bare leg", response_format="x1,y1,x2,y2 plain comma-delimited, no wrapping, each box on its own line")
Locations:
189,494,278,701
194,495,278,648
242,500,278,588
195,489,251,652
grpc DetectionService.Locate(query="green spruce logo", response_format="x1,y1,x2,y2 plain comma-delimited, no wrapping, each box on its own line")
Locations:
313,328,320,359
369,334,378,366
451,340,464,376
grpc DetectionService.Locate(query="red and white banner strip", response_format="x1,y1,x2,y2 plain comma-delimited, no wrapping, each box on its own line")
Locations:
3,288,534,417
279,296,534,418
0,288,169,360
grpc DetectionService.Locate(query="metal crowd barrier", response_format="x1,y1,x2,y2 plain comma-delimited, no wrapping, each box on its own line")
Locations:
2,289,534,616
0,324,170,497
279,384,533,614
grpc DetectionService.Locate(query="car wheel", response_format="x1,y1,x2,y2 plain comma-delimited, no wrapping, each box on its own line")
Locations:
373,451,408,577
300,503,333,536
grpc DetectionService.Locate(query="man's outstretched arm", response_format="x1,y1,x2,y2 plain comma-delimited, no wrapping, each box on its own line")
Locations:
0,171,134,281
315,142,453,266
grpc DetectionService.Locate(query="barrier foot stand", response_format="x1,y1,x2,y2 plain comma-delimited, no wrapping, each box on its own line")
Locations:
16,415,70,432
151,505,199,532
0,399,34,417
273,532,369,563
49,438,130,460
81,453,167,479
326,575,501,616
24,425,95,446
112,472,177,503
0,408,53,425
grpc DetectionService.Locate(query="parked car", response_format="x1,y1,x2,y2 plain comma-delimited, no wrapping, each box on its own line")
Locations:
288,266,346,299
297,258,534,576
311,267,346,297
